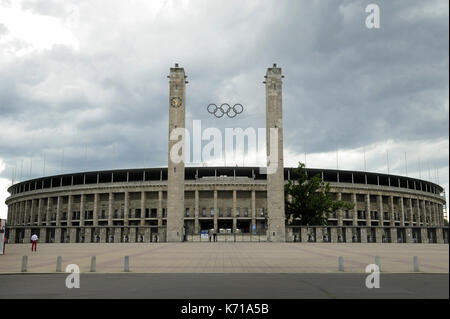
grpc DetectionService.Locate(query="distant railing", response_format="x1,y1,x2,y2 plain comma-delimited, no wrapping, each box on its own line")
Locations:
185,232,267,242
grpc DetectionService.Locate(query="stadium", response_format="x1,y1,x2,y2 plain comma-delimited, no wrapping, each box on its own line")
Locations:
4,165,449,244
4,64,449,244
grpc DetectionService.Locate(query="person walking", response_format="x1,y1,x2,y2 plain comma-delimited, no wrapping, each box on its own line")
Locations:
31,234,38,252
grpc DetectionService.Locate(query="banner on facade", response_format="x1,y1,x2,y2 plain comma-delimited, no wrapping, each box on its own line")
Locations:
0,219,5,255
200,230,209,239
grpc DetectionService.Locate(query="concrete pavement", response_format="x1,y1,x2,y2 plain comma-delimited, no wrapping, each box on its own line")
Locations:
0,242,448,273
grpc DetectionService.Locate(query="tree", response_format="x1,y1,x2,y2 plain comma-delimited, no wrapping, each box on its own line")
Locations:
284,162,354,226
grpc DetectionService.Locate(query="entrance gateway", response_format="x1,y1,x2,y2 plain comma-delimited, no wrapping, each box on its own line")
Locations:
166,64,286,242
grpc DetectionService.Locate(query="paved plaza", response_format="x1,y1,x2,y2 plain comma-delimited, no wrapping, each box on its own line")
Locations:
0,243,448,273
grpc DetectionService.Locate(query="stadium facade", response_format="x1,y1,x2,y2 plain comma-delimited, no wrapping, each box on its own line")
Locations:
4,65,449,244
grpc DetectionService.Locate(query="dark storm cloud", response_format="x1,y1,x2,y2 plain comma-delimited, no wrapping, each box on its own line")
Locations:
0,0,448,184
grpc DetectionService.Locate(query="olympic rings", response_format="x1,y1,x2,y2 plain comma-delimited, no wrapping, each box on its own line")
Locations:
207,103,244,118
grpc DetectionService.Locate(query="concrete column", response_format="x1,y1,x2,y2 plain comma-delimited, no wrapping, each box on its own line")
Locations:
337,192,343,227
360,227,368,243
300,227,308,242
8,204,13,226
352,193,357,226
69,228,77,243
315,227,323,243
108,192,113,226
157,190,162,227
140,191,145,226
56,196,61,226
6,205,12,226
37,199,43,226
17,202,22,225
265,64,286,242
330,227,338,243
194,190,199,234
9,203,17,226
390,228,398,243
375,228,383,243
345,227,353,243
24,201,28,225
124,191,129,226
80,194,85,226
30,199,36,225
11,203,15,226
129,227,136,243
399,197,405,227
436,228,444,244
405,227,413,243
100,228,106,243
434,202,440,226
21,201,26,225
84,228,92,243
431,202,436,226
8,228,16,244
12,203,16,226
12,203,17,226
365,194,371,226
166,65,186,242
416,198,421,226
232,190,237,233
251,190,256,232
46,198,52,225
408,198,414,226
389,196,395,227
144,228,151,243
429,201,434,226
24,200,29,225
377,195,383,224
17,202,21,225
24,228,31,243
420,228,428,244
426,201,432,226
13,202,18,226
114,228,121,243
54,228,61,243
14,202,18,225
67,195,73,226
40,228,47,243
421,200,426,226
18,202,22,226
93,193,99,226
213,190,218,232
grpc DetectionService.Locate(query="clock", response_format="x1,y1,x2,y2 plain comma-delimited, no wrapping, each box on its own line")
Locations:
171,97,182,108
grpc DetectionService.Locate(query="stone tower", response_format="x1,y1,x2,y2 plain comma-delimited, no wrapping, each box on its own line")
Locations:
167,64,187,242
265,64,286,242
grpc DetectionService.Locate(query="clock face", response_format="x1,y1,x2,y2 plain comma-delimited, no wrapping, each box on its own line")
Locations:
171,97,182,108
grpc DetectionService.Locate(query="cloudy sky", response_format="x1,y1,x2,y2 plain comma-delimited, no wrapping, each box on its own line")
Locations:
0,0,448,219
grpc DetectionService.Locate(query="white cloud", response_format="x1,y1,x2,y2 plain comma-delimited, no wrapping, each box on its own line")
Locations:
0,1,78,57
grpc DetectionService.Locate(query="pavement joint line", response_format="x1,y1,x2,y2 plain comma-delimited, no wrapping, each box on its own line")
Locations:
0,271,448,275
